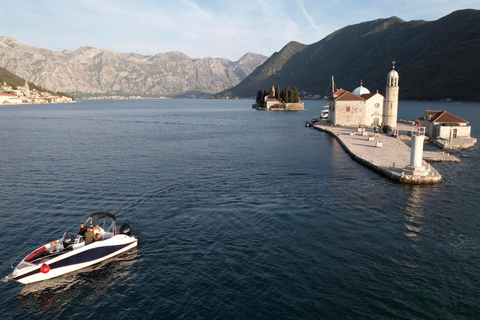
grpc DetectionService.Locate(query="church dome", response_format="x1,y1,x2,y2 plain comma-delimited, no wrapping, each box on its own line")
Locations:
388,69,399,78
352,83,370,96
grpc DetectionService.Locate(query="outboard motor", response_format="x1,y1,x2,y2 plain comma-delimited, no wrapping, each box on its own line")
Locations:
119,223,132,236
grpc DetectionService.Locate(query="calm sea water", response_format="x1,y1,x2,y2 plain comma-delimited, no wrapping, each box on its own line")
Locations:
1,99,480,319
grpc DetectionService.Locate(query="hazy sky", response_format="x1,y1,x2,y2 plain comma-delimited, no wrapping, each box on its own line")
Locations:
0,0,478,60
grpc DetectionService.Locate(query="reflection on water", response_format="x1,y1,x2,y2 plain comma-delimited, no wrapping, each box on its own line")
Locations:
18,250,139,315
403,186,427,239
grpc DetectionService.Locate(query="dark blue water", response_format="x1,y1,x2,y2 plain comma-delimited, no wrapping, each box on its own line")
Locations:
1,99,480,319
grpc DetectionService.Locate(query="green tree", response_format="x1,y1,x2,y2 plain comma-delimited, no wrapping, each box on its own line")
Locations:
275,84,281,100
285,87,291,103
291,86,299,103
256,90,263,103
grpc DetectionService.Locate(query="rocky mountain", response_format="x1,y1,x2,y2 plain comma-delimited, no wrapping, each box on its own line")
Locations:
0,65,71,98
219,9,480,101
0,37,267,98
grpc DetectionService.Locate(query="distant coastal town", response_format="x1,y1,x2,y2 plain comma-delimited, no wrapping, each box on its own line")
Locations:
0,80,74,105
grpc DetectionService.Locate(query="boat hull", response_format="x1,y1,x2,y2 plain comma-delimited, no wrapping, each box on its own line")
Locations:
11,235,137,284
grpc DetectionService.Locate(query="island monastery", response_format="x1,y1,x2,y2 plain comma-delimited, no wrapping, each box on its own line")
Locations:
328,63,399,130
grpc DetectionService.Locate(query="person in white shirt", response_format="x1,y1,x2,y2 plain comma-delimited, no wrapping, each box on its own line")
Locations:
94,225,105,240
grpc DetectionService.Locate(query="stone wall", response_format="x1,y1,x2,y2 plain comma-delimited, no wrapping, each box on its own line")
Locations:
285,103,305,110
333,100,365,126
438,125,471,139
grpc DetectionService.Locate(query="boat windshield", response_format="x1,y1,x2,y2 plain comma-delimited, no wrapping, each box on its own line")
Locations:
84,215,116,234
61,232,83,247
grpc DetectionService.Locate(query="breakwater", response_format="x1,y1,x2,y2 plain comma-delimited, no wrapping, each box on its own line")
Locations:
313,123,442,184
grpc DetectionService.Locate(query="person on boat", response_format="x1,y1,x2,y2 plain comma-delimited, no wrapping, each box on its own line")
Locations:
48,240,63,254
84,225,95,245
78,223,87,237
94,225,104,240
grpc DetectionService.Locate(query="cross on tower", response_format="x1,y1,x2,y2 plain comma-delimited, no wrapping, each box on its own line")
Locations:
392,60,396,69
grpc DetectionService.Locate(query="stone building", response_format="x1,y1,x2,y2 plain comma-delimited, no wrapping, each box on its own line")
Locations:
329,63,399,128
329,89,367,126
418,110,476,149
419,110,471,140
264,86,283,109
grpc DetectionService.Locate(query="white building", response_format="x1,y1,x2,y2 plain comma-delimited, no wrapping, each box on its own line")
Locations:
329,63,399,129
419,110,471,140
0,93,22,104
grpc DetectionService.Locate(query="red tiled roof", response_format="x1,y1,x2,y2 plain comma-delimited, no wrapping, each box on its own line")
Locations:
333,88,347,96
425,110,468,124
0,93,16,97
361,92,384,100
361,93,375,100
434,111,468,124
335,91,364,101
425,110,444,119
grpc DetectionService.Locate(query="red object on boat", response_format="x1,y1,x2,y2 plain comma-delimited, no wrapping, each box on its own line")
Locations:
40,264,50,274
25,246,47,262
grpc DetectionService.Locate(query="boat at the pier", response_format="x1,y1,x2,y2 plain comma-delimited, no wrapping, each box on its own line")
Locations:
3,212,137,284
320,106,329,119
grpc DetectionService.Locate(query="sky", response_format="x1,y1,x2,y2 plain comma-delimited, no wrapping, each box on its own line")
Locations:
0,0,479,61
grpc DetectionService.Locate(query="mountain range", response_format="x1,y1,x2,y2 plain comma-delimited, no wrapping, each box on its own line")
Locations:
219,9,480,101
0,37,267,98
0,65,71,98
1,9,479,101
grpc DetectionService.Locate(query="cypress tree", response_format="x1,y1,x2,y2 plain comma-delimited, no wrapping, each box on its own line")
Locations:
256,90,262,104
285,87,291,103
292,86,299,103
275,85,281,100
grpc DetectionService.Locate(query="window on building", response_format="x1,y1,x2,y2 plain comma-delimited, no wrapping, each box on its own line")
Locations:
346,106,350,112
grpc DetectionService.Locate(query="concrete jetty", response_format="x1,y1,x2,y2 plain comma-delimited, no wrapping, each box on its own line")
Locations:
313,123,442,184
423,151,460,163
434,137,477,150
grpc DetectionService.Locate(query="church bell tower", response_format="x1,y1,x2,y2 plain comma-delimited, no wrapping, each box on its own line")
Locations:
383,61,399,131
25,80,30,97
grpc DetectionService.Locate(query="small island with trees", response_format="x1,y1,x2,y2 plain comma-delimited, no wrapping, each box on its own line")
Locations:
252,85,305,111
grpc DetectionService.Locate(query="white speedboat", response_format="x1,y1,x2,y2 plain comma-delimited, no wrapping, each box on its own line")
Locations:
320,106,329,119
3,212,137,284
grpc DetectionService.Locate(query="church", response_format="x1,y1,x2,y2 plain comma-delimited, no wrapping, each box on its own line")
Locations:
328,63,399,130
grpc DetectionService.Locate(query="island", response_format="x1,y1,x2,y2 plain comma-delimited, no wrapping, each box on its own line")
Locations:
252,85,304,111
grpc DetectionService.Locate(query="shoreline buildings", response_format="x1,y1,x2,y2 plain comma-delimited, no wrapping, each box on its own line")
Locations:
0,80,73,105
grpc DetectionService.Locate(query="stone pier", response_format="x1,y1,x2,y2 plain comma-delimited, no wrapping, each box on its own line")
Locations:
313,123,442,184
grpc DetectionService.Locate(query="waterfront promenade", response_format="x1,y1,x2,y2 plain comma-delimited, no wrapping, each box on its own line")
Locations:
313,123,443,184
